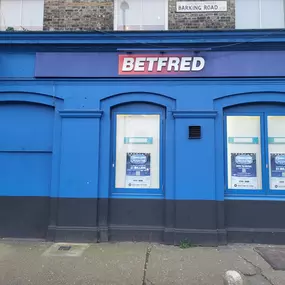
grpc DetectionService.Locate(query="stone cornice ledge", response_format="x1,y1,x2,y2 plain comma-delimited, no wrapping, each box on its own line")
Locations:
59,110,103,118
172,110,218,118
1,30,285,45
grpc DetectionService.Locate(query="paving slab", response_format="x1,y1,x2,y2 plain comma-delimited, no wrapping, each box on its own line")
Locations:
0,242,15,259
255,247,285,270
261,270,285,285
229,244,272,272
0,241,148,285
146,244,256,285
247,274,272,285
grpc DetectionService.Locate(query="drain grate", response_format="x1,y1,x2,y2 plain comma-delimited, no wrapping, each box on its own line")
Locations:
58,246,71,251
42,243,89,257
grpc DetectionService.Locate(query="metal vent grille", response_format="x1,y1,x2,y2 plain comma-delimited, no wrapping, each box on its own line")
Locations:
189,126,201,139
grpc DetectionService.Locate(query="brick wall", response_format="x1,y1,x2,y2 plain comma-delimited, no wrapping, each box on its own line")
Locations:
44,0,235,31
44,0,114,31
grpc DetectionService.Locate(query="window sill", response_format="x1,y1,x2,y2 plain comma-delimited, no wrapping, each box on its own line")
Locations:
225,194,285,201
111,192,164,199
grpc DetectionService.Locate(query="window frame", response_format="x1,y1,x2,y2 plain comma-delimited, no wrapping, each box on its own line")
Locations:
113,0,168,31
225,111,285,197
111,110,164,198
224,112,266,196
265,113,285,196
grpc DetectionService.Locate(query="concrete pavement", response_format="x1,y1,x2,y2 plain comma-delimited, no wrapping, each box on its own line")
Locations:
0,240,285,285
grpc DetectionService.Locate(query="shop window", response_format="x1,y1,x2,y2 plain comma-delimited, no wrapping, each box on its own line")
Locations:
0,0,44,31
225,113,285,195
115,114,160,189
268,116,285,190
114,0,168,31
226,116,262,191
235,0,285,29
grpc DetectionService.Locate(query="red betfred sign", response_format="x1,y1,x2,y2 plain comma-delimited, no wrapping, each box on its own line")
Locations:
118,54,205,75
119,54,205,75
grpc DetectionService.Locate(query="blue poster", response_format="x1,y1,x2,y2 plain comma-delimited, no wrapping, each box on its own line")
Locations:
125,153,151,188
270,153,285,189
231,153,257,189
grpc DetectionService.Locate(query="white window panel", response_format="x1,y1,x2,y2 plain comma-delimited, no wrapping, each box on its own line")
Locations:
115,114,160,189
0,0,22,30
0,0,44,31
260,0,284,29
268,116,285,190
117,0,142,30
141,0,166,30
226,116,262,190
114,0,167,31
235,0,260,29
21,0,44,31
236,0,285,29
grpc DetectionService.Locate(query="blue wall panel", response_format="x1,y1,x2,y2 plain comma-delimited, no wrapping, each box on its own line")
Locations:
2,80,285,201
58,117,100,198
0,103,54,151
0,102,54,196
2,50,285,201
0,52,35,78
175,118,216,200
0,153,51,196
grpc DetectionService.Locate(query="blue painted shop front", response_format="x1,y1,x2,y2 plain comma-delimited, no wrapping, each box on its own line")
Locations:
2,31,285,244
